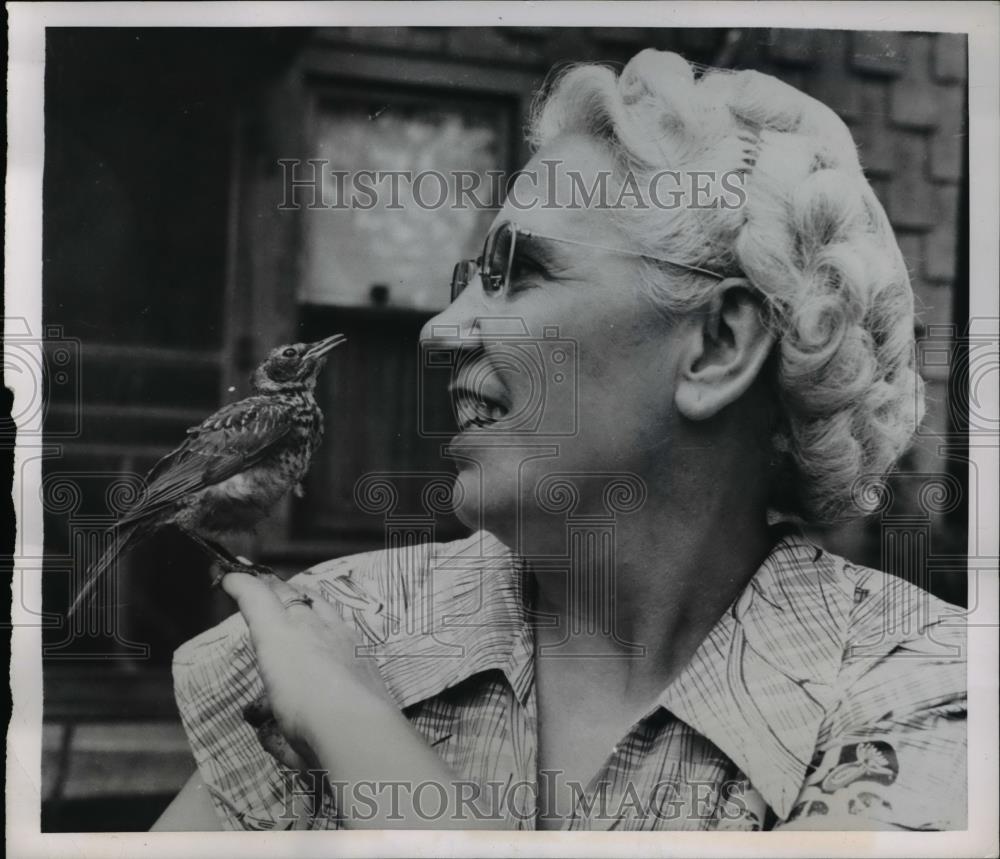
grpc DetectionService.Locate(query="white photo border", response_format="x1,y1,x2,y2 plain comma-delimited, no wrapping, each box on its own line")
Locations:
6,2,998,857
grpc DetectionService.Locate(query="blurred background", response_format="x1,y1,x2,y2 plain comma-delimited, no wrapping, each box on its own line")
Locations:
39,26,969,830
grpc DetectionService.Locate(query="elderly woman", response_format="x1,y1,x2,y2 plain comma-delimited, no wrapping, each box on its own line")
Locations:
154,50,965,832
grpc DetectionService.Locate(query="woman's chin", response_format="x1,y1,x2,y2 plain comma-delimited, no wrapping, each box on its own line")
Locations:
449,470,480,531
449,470,518,542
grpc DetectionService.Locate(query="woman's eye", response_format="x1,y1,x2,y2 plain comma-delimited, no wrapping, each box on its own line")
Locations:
508,254,546,288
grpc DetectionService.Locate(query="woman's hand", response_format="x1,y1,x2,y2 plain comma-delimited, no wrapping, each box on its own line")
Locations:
221,571,393,770
221,570,494,828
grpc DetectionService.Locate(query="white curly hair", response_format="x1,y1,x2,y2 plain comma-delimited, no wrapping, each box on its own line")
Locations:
529,49,925,524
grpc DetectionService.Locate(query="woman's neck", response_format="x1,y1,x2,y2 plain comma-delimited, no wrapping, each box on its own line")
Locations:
525,473,774,708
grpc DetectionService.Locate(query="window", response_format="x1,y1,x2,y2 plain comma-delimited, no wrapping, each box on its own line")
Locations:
299,89,512,311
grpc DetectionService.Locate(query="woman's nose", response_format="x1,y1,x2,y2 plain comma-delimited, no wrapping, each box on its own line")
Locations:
419,283,484,348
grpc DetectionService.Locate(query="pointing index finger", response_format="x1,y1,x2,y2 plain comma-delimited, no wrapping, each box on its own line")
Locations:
221,572,290,640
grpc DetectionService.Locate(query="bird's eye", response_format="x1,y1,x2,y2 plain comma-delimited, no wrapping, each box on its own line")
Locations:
281,348,297,358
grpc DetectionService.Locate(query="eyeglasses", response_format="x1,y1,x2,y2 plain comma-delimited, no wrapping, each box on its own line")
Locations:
450,219,725,302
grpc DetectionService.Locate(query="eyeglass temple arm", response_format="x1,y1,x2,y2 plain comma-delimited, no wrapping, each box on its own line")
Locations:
518,228,725,280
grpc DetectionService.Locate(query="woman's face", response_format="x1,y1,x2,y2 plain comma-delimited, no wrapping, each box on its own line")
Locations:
420,135,687,547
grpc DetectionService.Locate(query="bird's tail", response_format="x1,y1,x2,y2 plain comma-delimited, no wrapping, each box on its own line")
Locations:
67,522,142,620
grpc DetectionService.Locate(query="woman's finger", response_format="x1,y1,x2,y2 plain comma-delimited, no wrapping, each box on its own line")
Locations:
255,719,313,771
221,572,291,648
244,692,320,773
260,573,317,614
242,693,274,728
223,570,310,614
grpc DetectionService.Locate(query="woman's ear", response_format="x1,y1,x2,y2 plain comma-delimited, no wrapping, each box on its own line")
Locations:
674,279,775,421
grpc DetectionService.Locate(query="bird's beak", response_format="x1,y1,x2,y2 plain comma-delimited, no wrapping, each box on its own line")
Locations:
304,334,347,362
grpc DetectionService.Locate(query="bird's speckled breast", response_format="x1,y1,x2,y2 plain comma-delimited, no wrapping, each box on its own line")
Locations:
180,393,323,537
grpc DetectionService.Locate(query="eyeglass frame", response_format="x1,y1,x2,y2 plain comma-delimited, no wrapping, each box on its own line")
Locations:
450,219,726,303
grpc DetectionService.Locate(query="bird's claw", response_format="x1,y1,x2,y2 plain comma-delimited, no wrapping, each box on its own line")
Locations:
210,557,278,587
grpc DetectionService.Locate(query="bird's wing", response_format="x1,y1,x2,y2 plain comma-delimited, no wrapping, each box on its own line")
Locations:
118,396,295,525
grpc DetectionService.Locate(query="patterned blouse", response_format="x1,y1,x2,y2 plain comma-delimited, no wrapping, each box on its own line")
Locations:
173,529,966,831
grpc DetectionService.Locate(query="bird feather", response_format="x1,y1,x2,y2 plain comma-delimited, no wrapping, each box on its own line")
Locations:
118,397,296,526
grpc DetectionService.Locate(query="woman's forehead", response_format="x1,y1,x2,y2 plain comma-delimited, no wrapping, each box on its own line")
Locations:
495,136,621,238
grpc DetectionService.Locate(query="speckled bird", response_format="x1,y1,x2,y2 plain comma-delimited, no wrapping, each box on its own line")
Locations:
69,334,346,617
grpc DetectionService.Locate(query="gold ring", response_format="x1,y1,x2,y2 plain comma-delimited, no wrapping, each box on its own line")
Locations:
281,594,314,610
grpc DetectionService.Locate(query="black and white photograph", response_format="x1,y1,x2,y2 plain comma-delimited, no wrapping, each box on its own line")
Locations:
5,2,998,856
